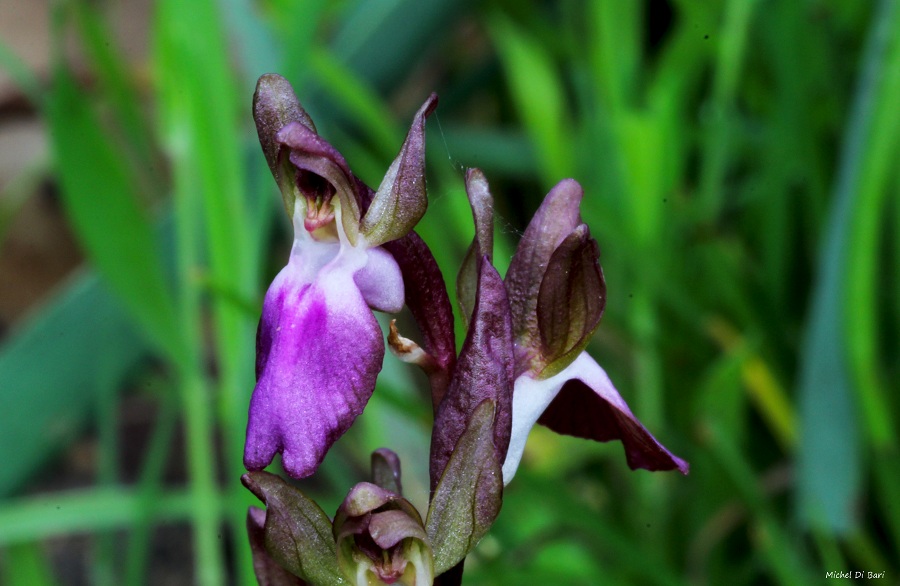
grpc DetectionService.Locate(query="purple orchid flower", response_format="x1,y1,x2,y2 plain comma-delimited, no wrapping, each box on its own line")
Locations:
456,171,689,484
244,74,437,479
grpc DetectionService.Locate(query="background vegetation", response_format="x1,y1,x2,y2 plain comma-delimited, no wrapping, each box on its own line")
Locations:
0,0,897,584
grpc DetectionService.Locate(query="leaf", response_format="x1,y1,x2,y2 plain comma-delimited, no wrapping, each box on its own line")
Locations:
1,543,59,586
246,507,308,586
241,472,343,586
426,400,503,576
797,0,900,533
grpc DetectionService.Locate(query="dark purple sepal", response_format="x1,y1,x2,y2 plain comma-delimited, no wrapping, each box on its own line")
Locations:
536,224,606,377
456,168,495,327
505,179,584,374
429,259,513,491
537,356,689,474
426,400,503,576
360,94,438,247
245,261,384,479
382,231,456,410
242,472,344,586
247,507,308,586
371,448,404,495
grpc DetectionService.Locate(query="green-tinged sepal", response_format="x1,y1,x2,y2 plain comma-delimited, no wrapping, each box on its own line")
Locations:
253,74,316,217
426,400,503,576
241,471,344,586
334,483,434,586
536,223,605,377
359,94,438,246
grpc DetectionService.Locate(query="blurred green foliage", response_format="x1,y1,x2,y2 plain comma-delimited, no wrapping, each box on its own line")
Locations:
0,0,897,584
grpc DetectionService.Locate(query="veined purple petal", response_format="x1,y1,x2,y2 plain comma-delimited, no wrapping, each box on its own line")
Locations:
369,509,429,549
245,251,384,479
503,352,689,484
535,224,605,376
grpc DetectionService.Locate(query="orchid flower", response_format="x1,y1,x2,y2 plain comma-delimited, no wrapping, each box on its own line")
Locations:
456,171,689,484
244,74,437,479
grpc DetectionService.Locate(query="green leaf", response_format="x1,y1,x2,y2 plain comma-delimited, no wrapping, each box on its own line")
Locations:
246,507,306,586
242,472,343,586
426,400,503,576
797,0,900,533
72,2,157,179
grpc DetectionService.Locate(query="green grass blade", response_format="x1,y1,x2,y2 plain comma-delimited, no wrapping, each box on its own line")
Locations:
154,0,257,582
490,14,574,186
697,0,757,219
309,47,401,157
71,2,158,179
331,0,463,91
843,0,900,450
588,0,642,114
0,487,200,545
46,68,182,359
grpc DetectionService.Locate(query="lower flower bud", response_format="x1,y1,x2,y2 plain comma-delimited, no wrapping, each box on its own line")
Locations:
334,483,434,586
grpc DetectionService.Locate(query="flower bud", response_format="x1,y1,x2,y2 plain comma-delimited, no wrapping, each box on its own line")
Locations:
334,483,434,586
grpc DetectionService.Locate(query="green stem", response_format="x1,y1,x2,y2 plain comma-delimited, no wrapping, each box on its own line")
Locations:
171,139,225,586
124,391,179,586
93,353,120,586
